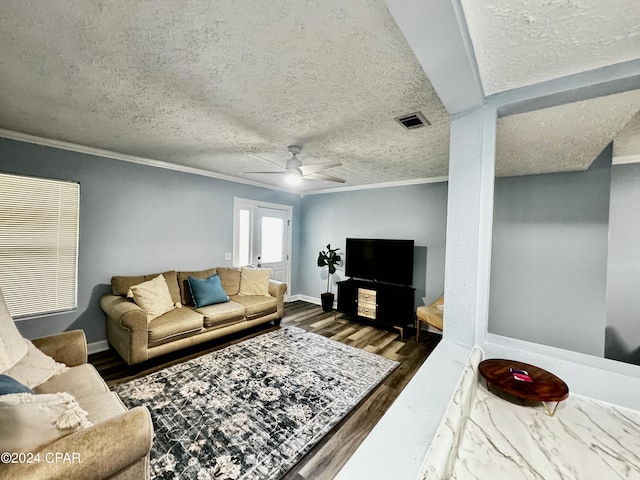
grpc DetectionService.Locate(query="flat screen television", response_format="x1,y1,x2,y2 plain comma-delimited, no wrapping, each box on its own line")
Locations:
345,238,414,286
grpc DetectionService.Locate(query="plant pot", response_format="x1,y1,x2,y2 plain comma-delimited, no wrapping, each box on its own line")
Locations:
320,292,335,312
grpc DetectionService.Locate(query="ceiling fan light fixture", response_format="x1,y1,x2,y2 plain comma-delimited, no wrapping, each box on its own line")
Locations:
285,174,303,185
286,156,302,170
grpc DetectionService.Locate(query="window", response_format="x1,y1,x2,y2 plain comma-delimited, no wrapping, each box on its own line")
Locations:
238,208,251,267
0,173,80,318
261,216,283,263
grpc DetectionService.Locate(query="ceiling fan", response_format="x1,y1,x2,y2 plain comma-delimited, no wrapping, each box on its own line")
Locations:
239,145,346,184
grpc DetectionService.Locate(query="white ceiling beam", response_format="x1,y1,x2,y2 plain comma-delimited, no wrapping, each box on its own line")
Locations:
385,0,484,115
490,58,640,117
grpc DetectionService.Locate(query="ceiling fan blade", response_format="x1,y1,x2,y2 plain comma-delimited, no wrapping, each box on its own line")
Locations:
248,153,285,171
302,172,347,183
237,171,287,175
298,162,342,175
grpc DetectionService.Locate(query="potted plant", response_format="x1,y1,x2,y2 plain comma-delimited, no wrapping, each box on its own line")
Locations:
317,243,341,312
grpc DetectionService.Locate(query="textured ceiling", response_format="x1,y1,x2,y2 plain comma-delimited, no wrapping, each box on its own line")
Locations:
613,111,640,162
496,90,640,176
0,0,449,192
460,0,640,95
0,0,638,192
497,89,640,177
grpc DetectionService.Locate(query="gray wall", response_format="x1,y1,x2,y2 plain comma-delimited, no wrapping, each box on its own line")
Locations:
489,145,612,356
605,162,640,364
298,183,448,310
0,138,301,344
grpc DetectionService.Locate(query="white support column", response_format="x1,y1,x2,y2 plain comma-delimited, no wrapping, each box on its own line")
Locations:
443,106,497,347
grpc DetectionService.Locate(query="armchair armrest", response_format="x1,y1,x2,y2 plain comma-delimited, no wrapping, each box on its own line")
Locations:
31,330,87,367
0,406,153,480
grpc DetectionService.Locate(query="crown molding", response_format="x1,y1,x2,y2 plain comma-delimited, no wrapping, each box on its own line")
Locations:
0,128,301,194
613,154,640,165
301,175,448,196
0,128,448,196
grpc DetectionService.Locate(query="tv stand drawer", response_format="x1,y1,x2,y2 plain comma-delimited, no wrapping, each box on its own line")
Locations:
357,304,376,319
358,288,377,303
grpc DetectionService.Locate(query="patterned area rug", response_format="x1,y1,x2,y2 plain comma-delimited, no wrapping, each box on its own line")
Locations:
112,326,399,480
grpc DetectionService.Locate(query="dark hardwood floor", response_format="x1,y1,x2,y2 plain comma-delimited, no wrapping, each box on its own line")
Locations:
89,301,441,480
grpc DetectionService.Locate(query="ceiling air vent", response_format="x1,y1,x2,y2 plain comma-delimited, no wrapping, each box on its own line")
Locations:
395,111,430,130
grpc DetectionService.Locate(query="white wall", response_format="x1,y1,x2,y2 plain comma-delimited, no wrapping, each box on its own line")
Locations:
489,145,612,357
605,162,640,364
298,183,448,307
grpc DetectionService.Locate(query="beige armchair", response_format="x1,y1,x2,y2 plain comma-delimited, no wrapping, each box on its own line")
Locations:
416,295,444,340
0,329,154,480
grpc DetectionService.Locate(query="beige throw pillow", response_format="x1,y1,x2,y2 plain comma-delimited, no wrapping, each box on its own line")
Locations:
0,392,92,453
6,340,67,389
238,267,272,296
129,275,175,322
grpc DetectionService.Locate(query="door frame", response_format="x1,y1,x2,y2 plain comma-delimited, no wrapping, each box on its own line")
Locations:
232,197,293,299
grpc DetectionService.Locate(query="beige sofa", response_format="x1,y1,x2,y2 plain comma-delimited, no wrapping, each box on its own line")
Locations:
100,267,287,365
0,330,153,480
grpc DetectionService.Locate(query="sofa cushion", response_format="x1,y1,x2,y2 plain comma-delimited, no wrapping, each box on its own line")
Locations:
112,270,181,304
129,274,176,322
177,268,217,305
196,301,246,328
34,363,109,399
188,274,229,308
0,392,91,453
0,374,32,395
239,267,272,296
230,295,278,319
147,307,204,345
216,267,241,295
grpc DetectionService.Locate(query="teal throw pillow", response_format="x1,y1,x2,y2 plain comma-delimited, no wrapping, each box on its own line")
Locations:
0,374,33,395
188,274,230,308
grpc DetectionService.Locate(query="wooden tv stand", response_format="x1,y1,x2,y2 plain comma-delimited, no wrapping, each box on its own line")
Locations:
336,278,415,328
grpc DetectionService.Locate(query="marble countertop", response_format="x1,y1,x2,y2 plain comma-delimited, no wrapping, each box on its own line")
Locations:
336,339,640,480
452,385,640,479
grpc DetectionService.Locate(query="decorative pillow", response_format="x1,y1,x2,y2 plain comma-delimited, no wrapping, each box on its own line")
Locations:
188,274,229,308
178,268,217,306
0,392,91,453
216,267,242,295
112,270,181,304
6,340,67,389
129,274,176,322
0,374,32,395
238,267,272,296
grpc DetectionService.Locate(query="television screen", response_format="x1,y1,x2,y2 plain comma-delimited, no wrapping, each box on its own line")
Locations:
345,238,414,285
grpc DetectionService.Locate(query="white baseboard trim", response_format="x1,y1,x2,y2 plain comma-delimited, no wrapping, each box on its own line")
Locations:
296,294,321,305
87,340,110,355
285,294,303,302
292,294,339,310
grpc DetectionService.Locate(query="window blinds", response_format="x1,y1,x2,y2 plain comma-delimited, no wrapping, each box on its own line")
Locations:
0,173,79,318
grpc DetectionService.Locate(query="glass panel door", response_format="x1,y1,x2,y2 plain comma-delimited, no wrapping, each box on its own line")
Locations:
233,198,292,290
255,207,288,282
